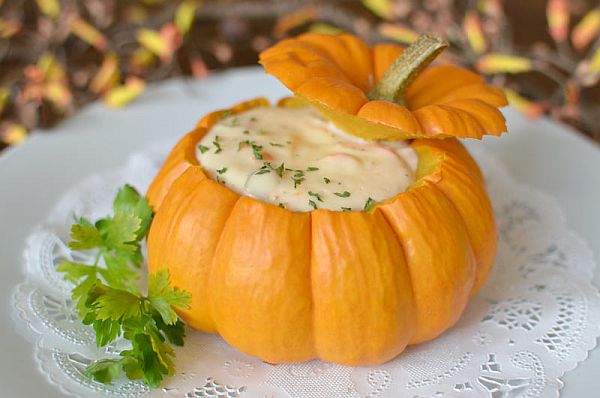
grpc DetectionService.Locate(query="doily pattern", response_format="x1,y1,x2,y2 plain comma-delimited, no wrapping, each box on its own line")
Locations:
12,143,600,397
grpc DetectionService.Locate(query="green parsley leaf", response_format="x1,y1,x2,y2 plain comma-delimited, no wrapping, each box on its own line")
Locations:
323,177,331,184
153,314,186,346
57,184,191,388
101,253,139,290
341,207,352,211
86,357,136,384
216,167,228,174
68,221,103,250
148,270,191,325
269,142,284,147
307,166,319,171
198,144,209,153
113,185,153,240
95,288,142,321
308,200,318,210
104,212,140,254
56,261,96,284
255,169,271,175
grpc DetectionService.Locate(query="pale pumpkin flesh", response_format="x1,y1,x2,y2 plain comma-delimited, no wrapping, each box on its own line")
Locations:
146,98,498,365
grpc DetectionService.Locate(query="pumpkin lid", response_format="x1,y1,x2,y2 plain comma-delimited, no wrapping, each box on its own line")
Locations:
259,32,508,141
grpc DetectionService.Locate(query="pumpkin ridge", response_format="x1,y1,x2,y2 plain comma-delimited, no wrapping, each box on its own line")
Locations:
173,178,230,333
438,103,487,138
431,172,488,296
207,193,243,336
297,34,363,89
375,207,418,342
441,99,506,136
147,129,205,210
260,41,355,89
338,33,374,91
423,151,497,295
148,168,232,332
156,170,206,269
309,209,415,364
307,210,318,361
433,83,508,107
379,181,476,343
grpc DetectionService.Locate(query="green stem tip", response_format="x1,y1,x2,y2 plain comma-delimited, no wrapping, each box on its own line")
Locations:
368,33,449,106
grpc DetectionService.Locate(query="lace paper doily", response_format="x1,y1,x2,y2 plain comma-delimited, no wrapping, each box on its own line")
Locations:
12,143,600,398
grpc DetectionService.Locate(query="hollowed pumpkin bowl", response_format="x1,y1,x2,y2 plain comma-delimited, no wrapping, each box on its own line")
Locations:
145,97,497,366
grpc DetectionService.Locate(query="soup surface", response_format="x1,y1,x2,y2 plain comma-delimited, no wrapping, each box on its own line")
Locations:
197,106,418,212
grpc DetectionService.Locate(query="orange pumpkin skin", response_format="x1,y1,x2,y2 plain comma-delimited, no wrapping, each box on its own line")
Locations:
146,98,497,366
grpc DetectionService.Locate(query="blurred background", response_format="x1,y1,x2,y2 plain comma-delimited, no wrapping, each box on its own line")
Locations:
0,0,599,151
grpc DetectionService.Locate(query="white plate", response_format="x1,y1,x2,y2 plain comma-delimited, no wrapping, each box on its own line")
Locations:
1,67,599,397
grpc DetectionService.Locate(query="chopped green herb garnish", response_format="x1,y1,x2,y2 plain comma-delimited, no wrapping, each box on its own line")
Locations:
323,177,331,184
269,142,284,147
307,167,319,171
275,163,285,178
363,197,376,211
198,145,209,154
243,129,250,135
255,169,271,175
216,167,228,174
216,175,225,184
308,200,318,210
341,207,352,211
251,143,263,159
293,177,305,188
220,110,231,119
213,136,222,154
293,170,305,178
278,203,285,208
334,191,351,198
308,191,323,202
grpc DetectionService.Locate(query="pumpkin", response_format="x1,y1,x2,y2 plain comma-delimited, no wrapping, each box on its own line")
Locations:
259,33,508,140
146,32,504,365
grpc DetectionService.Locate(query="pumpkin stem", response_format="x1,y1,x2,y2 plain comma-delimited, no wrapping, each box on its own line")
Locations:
368,33,448,106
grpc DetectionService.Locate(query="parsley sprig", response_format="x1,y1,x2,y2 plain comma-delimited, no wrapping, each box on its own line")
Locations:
57,185,191,388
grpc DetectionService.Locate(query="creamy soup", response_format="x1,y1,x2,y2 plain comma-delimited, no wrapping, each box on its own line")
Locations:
197,106,417,212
